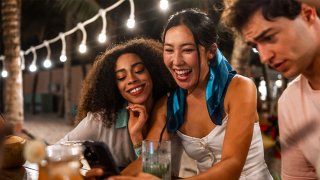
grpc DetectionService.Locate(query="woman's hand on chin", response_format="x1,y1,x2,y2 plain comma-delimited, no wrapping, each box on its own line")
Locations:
127,104,148,144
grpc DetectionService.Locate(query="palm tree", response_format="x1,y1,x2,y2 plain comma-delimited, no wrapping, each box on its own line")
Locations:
20,0,101,124
53,0,100,124
230,36,251,76
1,0,23,133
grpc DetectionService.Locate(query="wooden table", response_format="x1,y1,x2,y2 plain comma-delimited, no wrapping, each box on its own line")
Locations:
0,160,90,180
0,161,39,180
0,161,183,180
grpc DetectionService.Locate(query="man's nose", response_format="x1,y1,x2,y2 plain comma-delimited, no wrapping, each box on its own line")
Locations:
258,45,275,65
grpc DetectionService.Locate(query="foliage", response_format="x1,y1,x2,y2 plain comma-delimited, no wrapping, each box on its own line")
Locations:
260,114,281,159
52,0,100,22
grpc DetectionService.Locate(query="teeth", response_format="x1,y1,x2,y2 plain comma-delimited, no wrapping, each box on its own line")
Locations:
130,87,142,93
175,69,190,75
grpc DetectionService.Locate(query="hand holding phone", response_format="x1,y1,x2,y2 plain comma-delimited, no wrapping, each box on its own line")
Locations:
83,141,120,179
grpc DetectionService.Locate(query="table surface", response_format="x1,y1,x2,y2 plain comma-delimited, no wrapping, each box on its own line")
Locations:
0,161,39,180
0,161,183,180
0,160,90,180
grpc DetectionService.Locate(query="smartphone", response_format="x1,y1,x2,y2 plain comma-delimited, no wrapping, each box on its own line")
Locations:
83,141,120,179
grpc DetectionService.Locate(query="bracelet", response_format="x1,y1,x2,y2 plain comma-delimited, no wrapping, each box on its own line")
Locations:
133,141,142,149
134,146,142,157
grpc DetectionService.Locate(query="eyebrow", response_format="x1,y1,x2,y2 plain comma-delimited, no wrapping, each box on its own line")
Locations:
163,42,196,47
115,62,144,73
246,28,272,46
254,28,272,42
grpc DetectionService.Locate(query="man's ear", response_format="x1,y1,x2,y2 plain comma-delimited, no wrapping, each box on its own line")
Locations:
207,43,217,59
301,3,317,23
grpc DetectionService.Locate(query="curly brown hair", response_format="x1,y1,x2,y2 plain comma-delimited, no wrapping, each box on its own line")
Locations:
221,0,302,34
75,38,176,126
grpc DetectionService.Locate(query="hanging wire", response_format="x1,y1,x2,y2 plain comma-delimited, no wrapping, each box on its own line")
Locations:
0,56,7,78
0,0,135,75
98,9,107,43
77,23,87,53
127,0,135,28
29,47,37,72
1,60,8,78
59,33,67,62
43,41,52,68
20,51,25,70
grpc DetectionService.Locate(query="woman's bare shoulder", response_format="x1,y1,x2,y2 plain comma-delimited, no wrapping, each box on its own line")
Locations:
224,75,257,111
228,75,256,94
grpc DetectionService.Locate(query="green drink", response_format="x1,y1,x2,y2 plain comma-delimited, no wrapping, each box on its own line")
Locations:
143,161,170,179
142,140,171,180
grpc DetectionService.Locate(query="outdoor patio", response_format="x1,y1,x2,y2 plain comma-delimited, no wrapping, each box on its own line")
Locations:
23,113,74,145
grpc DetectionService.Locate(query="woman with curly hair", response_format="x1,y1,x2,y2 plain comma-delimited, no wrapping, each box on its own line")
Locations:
58,38,176,170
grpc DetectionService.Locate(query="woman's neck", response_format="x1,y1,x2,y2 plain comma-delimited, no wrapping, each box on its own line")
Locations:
145,96,154,114
187,70,209,97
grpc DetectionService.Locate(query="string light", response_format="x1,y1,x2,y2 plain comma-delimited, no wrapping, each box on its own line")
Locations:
1,70,8,78
275,74,282,88
43,41,52,68
252,48,259,54
29,47,38,72
1,69,8,78
258,79,267,101
0,56,7,78
59,33,67,62
98,9,107,43
77,23,87,54
20,51,25,70
159,0,169,11
127,0,135,29
0,0,135,77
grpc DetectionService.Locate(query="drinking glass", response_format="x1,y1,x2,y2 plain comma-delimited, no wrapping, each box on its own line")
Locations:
142,140,171,180
44,144,83,180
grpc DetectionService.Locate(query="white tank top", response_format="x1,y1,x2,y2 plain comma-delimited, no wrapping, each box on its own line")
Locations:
177,116,273,180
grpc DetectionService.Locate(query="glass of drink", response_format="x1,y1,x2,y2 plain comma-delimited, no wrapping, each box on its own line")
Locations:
45,144,83,180
142,140,171,180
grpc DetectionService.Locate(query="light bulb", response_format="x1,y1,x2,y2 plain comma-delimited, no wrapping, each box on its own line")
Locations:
43,59,52,68
79,43,87,53
159,0,169,10
21,64,25,70
275,79,282,88
60,54,67,62
252,48,259,53
29,64,37,72
258,80,267,101
277,74,282,79
1,70,8,78
98,33,107,43
127,18,135,29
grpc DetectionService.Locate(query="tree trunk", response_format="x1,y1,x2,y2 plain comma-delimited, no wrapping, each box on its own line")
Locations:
1,0,23,133
230,36,251,76
63,12,73,125
0,76,4,112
